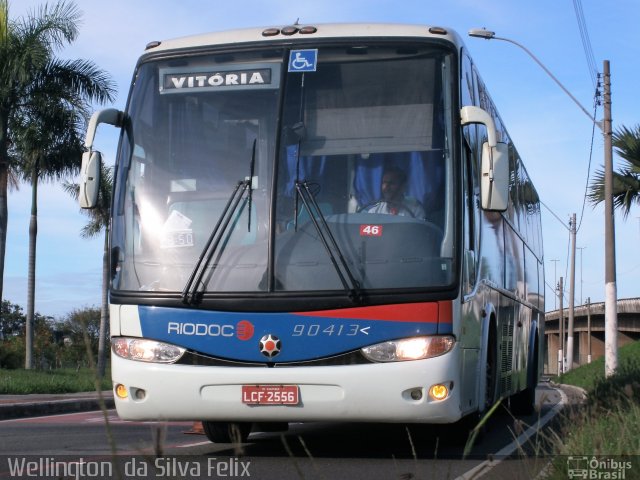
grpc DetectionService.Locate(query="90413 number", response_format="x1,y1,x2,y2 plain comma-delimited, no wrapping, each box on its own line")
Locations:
292,324,370,336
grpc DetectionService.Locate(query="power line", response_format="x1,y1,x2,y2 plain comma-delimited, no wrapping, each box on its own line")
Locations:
569,0,601,234
545,279,559,305
576,97,599,233
572,0,599,89
540,200,570,232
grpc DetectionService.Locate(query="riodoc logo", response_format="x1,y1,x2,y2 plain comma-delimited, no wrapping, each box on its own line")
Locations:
235,320,255,341
167,320,255,340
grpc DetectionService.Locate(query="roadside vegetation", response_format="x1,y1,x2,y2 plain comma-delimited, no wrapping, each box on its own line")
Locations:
0,367,111,394
556,340,640,391
544,341,640,478
0,300,110,393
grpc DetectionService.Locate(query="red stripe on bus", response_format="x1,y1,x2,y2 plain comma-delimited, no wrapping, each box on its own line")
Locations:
438,301,453,324
294,302,442,323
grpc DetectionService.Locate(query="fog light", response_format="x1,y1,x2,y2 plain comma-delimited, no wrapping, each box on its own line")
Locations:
115,384,128,399
410,389,423,400
134,388,146,400
429,384,449,401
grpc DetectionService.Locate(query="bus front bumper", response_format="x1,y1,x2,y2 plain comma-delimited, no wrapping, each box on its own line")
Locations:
110,352,464,424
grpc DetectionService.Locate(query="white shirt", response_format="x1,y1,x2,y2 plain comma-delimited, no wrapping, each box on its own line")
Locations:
365,197,425,219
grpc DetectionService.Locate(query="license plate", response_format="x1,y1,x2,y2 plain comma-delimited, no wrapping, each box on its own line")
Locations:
241,385,299,405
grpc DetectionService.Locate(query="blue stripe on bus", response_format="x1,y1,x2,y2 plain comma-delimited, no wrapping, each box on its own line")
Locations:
137,305,445,362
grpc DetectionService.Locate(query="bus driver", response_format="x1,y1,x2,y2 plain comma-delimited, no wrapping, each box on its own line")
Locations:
365,166,426,219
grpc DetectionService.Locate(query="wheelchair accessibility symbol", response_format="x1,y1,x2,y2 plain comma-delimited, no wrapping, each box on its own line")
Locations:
288,49,317,72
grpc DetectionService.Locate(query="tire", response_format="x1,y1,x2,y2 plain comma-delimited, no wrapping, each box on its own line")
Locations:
459,320,498,448
484,321,499,412
510,339,538,415
510,384,536,415
202,421,252,443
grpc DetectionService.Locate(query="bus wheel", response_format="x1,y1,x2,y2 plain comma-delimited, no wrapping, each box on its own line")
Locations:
484,321,498,411
202,421,252,443
510,340,538,415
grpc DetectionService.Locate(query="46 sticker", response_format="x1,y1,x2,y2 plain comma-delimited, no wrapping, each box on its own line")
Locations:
359,224,383,237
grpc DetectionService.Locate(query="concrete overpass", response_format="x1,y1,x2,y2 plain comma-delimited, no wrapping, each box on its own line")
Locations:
544,297,640,374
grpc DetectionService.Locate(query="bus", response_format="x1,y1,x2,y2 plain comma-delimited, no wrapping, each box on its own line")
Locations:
80,23,544,442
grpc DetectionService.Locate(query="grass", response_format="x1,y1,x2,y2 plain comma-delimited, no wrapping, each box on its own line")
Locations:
544,341,640,478
0,367,111,394
555,340,640,391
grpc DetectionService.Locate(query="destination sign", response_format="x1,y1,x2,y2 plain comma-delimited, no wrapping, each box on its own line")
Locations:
160,65,278,94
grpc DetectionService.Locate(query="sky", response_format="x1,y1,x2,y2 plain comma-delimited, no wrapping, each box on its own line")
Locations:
5,0,640,318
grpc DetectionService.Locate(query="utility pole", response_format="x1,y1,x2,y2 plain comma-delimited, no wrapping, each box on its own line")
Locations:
586,297,592,363
577,246,586,305
558,277,564,375
550,259,560,310
603,60,618,377
566,213,577,371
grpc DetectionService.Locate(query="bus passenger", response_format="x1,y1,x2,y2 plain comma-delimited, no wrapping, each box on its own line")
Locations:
365,166,426,219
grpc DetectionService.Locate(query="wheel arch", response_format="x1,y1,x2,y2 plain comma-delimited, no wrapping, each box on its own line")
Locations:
526,319,540,388
477,302,498,412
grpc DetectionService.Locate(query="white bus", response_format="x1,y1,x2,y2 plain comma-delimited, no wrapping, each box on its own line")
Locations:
81,23,544,442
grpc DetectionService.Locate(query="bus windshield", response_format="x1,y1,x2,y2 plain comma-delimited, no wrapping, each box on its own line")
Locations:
111,43,455,295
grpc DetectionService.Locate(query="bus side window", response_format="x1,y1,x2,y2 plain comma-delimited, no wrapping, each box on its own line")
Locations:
463,138,480,294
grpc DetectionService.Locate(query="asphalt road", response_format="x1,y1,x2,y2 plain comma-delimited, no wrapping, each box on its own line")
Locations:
0,382,566,480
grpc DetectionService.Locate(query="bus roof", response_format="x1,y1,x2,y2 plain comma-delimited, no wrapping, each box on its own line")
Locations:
144,23,464,55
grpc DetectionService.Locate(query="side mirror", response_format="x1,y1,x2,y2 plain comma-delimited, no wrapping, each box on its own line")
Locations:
78,108,123,209
79,150,101,209
480,142,509,211
460,105,509,212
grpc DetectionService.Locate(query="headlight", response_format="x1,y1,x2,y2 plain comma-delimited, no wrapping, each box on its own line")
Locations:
361,335,455,362
112,337,186,363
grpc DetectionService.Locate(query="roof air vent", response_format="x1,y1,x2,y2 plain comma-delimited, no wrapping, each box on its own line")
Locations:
262,28,280,37
281,26,299,36
299,26,317,34
428,27,448,35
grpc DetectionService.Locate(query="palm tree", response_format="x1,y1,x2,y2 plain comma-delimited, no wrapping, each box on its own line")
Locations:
1,0,75,321
63,165,112,378
15,91,84,370
3,1,115,368
589,125,640,217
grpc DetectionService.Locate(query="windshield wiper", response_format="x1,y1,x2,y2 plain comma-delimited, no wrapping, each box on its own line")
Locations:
181,180,250,304
181,139,257,303
182,141,258,304
247,139,256,232
295,180,362,303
